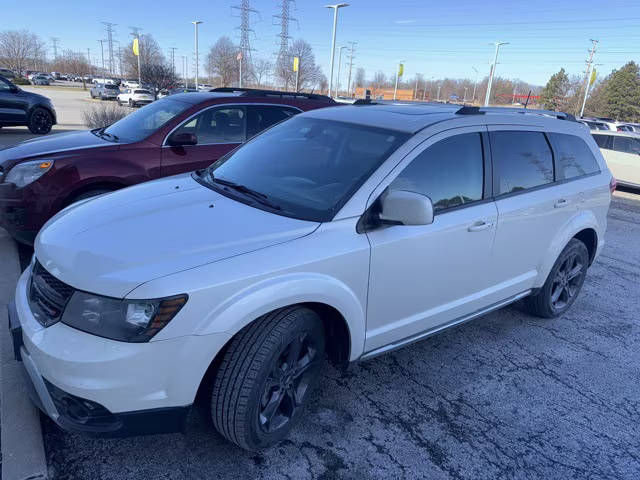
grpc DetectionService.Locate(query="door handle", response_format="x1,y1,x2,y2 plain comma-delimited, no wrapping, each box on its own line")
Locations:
554,199,569,208
468,220,492,232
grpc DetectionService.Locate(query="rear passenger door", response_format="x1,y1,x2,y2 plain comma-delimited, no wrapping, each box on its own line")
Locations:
246,105,300,140
488,127,582,297
608,135,640,186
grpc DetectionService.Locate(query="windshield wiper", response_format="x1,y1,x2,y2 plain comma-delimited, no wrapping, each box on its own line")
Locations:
210,175,281,210
93,127,119,142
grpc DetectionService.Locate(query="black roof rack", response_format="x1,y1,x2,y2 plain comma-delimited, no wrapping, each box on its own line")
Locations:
209,87,333,102
455,105,577,122
455,106,484,115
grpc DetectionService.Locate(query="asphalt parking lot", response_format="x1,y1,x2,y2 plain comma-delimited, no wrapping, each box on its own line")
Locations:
0,189,635,480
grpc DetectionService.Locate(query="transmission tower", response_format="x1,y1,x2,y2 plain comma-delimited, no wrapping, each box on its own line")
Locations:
232,0,259,65
273,1,297,62
102,22,117,74
169,47,178,73
51,37,60,60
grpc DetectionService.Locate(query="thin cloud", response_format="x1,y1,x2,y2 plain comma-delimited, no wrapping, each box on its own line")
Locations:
394,19,417,24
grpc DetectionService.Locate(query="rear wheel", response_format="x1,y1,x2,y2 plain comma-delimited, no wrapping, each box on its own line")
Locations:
211,306,325,451
27,108,53,134
524,238,589,318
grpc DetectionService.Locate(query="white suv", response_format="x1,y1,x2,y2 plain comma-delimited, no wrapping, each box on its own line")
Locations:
9,104,612,450
117,88,154,107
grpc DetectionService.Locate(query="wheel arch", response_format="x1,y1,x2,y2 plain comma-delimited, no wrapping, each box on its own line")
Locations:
536,211,600,287
61,180,129,207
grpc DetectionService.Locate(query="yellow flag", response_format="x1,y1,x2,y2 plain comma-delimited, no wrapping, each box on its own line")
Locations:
293,56,299,72
398,63,404,76
133,38,139,57
589,68,597,85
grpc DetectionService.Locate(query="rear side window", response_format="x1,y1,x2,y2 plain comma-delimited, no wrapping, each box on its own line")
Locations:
548,133,600,180
246,105,299,138
389,133,484,212
490,131,554,195
613,135,640,154
592,134,611,149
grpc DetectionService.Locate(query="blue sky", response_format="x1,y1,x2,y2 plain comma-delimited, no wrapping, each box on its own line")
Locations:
4,0,640,86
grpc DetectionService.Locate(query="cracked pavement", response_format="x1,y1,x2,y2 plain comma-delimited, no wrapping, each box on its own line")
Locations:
40,192,640,480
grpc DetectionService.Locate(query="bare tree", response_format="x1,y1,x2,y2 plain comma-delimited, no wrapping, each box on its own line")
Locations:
52,50,92,89
122,34,164,79
0,29,46,76
252,58,272,86
371,71,387,96
276,39,322,92
141,63,179,97
205,36,238,87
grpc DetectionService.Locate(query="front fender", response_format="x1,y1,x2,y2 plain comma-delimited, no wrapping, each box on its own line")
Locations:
535,209,601,288
195,273,366,361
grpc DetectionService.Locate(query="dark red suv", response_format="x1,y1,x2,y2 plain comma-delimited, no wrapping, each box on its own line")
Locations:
0,88,335,243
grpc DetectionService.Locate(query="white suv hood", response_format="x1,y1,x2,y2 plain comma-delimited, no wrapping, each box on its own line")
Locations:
35,174,319,298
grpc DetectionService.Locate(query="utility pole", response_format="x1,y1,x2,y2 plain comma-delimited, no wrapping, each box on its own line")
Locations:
484,42,508,107
579,39,599,118
182,55,187,87
169,47,177,73
97,40,106,75
471,66,478,102
335,46,347,96
414,75,419,100
191,21,203,90
463,87,468,102
437,83,441,102
51,37,59,61
129,26,142,85
346,41,356,97
512,84,517,104
326,3,349,98
87,48,92,76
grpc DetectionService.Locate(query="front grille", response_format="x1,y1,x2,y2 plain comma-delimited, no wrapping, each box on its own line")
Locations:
28,261,75,327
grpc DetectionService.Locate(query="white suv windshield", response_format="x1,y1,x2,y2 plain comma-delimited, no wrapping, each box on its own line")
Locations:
201,117,409,222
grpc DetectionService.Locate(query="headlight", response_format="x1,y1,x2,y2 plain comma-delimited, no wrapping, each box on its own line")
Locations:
5,159,54,187
61,291,187,342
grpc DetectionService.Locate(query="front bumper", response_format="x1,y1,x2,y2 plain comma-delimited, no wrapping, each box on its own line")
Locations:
0,182,50,244
10,266,231,437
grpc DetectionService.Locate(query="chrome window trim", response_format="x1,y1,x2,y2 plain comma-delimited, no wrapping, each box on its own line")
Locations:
161,102,303,147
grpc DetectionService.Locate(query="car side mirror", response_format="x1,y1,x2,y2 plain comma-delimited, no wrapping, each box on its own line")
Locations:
169,132,198,147
379,190,434,226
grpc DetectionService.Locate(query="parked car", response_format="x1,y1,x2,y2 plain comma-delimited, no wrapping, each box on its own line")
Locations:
117,88,154,107
90,83,120,100
8,103,612,450
614,123,640,133
0,68,16,79
0,88,335,244
122,79,140,89
592,130,640,189
0,75,56,134
31,75,50,86
578,118,610,131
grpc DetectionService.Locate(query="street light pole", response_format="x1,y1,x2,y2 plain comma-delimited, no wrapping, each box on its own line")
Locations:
437,83,441,102
325,3,349,97
336,46,347,97
192,20,203,91
484,41,509,107
472,66,478,102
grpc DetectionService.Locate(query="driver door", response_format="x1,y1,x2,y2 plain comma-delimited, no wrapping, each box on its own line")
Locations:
364,127,498,353
161,106,247,176
0,77,25,124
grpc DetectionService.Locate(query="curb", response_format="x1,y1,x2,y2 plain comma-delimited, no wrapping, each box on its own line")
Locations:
0,229,48,480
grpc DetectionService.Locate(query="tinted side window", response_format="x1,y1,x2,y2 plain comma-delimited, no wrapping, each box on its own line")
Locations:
174,107,246,144
548,133,600,180
613,136,640,154
490,131,554,194
389,133,484,212
247,106,299,138
592,134,611,149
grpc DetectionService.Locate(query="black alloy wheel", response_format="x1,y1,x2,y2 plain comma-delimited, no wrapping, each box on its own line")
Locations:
27,108,53,134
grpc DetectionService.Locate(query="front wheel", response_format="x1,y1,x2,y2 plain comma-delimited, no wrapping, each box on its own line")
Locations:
524,238,589,318
27,108,53,134
128,99,134,107
211,307,325,451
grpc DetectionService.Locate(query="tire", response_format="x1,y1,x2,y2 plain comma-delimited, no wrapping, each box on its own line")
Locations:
117,99,122,106
70,189,113,204
128,99,134,107
524,238,589,318
27,107,53,134
211,306,325,451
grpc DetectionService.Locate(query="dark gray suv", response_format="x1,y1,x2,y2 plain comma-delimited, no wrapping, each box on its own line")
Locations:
0,76,57,134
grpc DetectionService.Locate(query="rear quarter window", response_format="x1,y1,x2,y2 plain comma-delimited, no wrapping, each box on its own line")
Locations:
592,134,611,149
548,133,600,180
